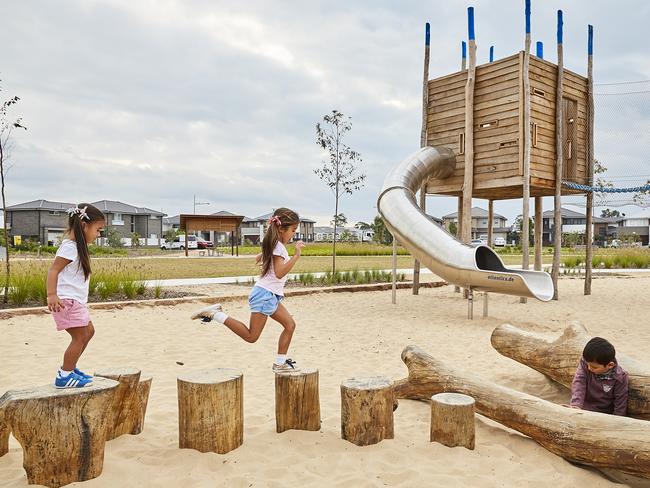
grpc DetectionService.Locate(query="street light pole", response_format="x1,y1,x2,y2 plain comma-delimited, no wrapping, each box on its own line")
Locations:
193,194,210,214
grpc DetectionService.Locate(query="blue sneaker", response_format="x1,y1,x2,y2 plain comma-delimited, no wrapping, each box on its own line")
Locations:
74,368,93,379
54,371,93,389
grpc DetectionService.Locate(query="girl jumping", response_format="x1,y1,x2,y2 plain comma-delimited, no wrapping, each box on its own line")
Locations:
191,207,304,373
47,203,105,388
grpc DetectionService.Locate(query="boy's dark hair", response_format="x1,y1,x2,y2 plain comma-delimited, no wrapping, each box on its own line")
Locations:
583,337,616,365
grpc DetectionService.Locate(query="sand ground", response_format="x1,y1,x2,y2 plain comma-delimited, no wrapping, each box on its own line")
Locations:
1,273,649,487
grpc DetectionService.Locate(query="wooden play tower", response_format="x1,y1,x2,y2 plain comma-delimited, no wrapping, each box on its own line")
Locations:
413,2,595,300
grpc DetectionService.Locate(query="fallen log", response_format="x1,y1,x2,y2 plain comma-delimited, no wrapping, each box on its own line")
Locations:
491,322,650,420
394,345,650,482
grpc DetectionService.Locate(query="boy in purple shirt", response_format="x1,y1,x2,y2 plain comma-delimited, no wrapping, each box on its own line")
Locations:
568,337,629,416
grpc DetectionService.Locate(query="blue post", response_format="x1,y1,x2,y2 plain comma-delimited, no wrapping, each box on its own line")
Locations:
468,7,475,41
462,41,467,59
425,22,430,46
489,45,494,62
536,41,543,58
525,0,531,34
588,24,593,56
557,10,563,45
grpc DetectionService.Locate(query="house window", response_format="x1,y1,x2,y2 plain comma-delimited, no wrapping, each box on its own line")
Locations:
113,213,124,225
150,215,159,220
131,220,136,232
48,211,61,216
482,219,487,226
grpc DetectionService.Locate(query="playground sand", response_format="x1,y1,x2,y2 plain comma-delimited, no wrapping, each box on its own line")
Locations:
1,273,649,487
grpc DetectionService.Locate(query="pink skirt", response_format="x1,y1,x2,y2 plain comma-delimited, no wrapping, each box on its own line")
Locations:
52,299,91,331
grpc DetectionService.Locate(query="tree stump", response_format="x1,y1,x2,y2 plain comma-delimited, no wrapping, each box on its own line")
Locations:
0,408,9,457
132,375,152,435
95,367,151,440
430,392,475,450
0,377,118,488
275,368,320,433
177,368,243,454
341,376,394,446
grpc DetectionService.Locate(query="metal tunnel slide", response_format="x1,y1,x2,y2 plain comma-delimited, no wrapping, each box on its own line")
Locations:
377,146,554,301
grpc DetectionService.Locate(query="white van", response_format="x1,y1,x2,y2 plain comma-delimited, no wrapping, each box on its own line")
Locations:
493,236,506,246
160,235,198,250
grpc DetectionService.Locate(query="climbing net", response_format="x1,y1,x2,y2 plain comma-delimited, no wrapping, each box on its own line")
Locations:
562,79,650,210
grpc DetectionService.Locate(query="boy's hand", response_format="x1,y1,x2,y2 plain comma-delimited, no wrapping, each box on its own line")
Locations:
294,241,306,255
47,295,64,312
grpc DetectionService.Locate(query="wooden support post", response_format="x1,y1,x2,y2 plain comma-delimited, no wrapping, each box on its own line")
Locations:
467,288,474,320
455,197,463,293
0,409,9,457
482,292,488,318
177,368,243,454
275,368,320,433
430,392,475,449
391,235,397,304
534,197,543,270
414,22,431,296
552,10,565,300
341,376,394,446
94,367,146,440
585,25,594,295
487,200,494,247
461,7,476,244
461,41,467,71
520,0,532,304
0,378,118,488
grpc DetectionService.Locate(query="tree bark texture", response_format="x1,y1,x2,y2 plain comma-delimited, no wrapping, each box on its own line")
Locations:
341,376,394,446
275,368,320,433
430,392,475,450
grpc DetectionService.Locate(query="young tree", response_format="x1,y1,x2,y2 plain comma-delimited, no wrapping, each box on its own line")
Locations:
448,221,458,237
315,110,365,273
371,215,392,245
600,209,621,218
0,82,26,303
513,214,534,246
330,213,348,228
355,221,371,242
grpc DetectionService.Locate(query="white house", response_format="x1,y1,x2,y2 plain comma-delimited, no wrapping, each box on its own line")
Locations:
314,226,374,242
618,209,650,245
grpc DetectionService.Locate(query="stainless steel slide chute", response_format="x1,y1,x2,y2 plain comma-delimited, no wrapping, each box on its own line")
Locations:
377,146,554,301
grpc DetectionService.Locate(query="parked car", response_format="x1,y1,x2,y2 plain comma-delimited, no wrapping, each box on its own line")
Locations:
196,237,214,249
160,235,198,250
493,236,506,246
470,239,486,247
607,239,621,248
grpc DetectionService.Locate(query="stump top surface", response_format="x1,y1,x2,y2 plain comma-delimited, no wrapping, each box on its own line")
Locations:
0,377,119,403
431,392,475,406
94,367,141,377
341,376,393,390
274,367,318,377
178,368,243,385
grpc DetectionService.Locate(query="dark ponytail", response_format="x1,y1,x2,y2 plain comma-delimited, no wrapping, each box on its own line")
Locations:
260,207,300,277
66,203,105,280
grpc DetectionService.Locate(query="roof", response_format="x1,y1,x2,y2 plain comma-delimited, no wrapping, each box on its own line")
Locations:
92,200,166,217
164,215,180,225
541,207,606,223
6,199,75,211
252,212,316,224
211,210,238,217
622,208,650,220
442,206,507,220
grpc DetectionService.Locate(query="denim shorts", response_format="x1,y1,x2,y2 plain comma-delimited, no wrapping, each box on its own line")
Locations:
248,286,283,316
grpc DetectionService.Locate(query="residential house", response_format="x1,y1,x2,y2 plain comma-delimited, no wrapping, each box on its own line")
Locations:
441,207,508,241
541,207,611,245
5,199,166,246
241,212,316,244
618,209,650,245
314,226,374,242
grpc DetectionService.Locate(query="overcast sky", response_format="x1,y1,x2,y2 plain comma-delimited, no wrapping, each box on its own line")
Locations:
2,0,650,225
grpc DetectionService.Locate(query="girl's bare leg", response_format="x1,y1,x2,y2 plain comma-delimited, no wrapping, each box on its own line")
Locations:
270,303,296,355
80,321,95,356
62,327,89,371
223,313,268,343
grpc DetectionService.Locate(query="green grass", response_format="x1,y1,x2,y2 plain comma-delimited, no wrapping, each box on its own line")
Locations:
291,269,406,287
562,249,650,269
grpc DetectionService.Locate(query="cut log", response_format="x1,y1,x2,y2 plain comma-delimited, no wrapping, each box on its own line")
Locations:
132,375,152,435
177,368,243,454
0,377,118,488
94,367,142,440
394,345,650,481
341,376,394,446
430,392,475,449
275,368,320,433
491,322,650,420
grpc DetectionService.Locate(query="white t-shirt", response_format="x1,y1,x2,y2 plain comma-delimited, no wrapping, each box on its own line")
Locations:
55,239,90,304
256,242,290,296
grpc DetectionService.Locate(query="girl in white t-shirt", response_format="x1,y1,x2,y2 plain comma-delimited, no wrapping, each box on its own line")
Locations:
191,207,305,373
47,204,105,388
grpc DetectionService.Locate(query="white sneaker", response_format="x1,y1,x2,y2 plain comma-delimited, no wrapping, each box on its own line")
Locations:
272,359,300,373
190,303,223,321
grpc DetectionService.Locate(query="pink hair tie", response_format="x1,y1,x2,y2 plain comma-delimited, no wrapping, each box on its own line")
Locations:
268,216,282,226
